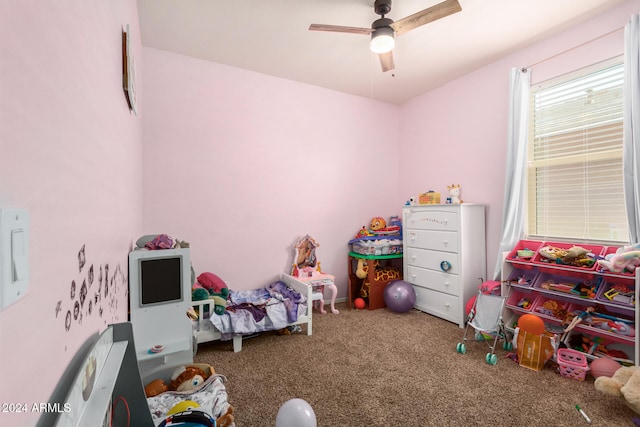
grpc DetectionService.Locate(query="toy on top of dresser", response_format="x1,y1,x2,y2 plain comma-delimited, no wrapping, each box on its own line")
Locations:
447,184,463,204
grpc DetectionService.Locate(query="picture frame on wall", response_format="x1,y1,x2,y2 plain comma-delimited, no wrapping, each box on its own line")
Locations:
122,24,137,114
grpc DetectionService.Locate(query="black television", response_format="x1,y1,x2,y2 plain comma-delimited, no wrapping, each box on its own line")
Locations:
129,248,189,308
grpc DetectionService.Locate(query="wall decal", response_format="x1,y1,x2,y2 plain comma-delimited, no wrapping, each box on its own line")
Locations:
57,245,127,332
65,311,71,332
78,244,86,273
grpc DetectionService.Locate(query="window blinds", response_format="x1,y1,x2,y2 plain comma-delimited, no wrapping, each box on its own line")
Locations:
527,61,628,242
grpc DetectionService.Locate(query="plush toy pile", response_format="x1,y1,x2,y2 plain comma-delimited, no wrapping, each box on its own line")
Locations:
192,272,230,316
145,364,235,427
597,243,640,274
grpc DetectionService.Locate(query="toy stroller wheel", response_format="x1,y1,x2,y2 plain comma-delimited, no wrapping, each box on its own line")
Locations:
486,353,498,365
456,343,466,354
503,341,513,351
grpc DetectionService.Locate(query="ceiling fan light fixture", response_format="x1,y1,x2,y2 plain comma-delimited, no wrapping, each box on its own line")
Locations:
370,26,395,54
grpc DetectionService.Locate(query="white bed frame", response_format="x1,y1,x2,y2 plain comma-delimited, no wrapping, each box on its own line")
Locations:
191,273,314,353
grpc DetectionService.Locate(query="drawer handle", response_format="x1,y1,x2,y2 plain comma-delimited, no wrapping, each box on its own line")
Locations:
440,261,452,272
445,303,450,308
442,240,448,246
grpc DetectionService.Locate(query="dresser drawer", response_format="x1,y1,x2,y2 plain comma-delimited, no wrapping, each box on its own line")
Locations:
404,209,458,231
405,229,458,252
406,265,460,296
413,285,460,325
405,247,459,275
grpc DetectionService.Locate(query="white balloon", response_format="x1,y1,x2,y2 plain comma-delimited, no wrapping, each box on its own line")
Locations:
275,398,317,427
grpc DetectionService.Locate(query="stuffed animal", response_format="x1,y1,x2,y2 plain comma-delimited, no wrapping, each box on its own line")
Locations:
447,184,463,204
369,217,387,231
598,245,640,274
196,272,230,314
169,365,209,392
595,365,640,414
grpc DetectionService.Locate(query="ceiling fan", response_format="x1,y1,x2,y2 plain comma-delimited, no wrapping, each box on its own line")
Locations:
309,0,462,72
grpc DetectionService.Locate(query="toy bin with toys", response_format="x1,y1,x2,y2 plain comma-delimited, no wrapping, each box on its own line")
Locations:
533,272,601,300
506,290,538,313
597,244,640,277
506,239,544,268
349,236,403,256
532,242,604,276
596,277,636,308
531,295,574,323
143,363,235,427
504,268,539,288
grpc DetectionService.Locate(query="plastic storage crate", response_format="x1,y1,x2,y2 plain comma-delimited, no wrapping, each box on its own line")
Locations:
596,277,635,308
349,236,403,256
532,242,603,273
597,246,639,277
506,240,543,268
505,268,539,288
557,348,589,380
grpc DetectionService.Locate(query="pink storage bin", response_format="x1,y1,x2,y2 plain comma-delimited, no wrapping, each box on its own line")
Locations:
586,308,635,337
557,348,589,381
596,277,635,308
531,295,572,321
533,272,600,300
506,290,537,312
505,268,539,288
532,241,604,273
506,240,543,269
597,246,638,277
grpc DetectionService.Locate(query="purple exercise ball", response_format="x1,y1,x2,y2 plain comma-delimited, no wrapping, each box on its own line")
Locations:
383,280,416,313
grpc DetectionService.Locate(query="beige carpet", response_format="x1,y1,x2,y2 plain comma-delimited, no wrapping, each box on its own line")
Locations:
194,302,636,426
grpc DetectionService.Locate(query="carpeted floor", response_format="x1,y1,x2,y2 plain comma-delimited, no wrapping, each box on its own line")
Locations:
194,302,636,426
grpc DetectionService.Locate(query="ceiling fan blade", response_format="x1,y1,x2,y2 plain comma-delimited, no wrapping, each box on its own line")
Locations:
391,0,462,35
309,24,372,35
379,51,395,72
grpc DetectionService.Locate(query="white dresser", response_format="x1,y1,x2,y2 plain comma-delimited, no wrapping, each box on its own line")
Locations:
402,204,486,328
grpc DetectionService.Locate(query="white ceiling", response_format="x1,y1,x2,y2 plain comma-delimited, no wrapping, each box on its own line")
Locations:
136,0,627,105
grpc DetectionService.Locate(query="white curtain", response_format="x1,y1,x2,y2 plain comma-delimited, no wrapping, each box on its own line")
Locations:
493,67,530,280
624,14,640,243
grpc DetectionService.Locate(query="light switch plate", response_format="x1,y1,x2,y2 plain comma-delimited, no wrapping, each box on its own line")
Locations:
0,209,29,311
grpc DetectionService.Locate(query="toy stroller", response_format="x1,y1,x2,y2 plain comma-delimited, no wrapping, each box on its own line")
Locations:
456,281,512,365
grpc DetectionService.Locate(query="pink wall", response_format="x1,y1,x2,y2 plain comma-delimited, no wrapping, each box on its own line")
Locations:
0,2,142,425
141,49,402,292
399,0,639,279
1,1,638,425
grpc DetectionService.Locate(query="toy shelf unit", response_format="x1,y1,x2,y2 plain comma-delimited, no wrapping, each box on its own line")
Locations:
347,252,403,310
402,204,486,328
502,240,640,366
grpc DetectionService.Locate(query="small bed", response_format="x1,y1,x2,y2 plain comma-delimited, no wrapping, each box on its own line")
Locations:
190,273,313,353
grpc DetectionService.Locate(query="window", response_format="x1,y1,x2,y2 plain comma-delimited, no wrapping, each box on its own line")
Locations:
527,59,628,243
